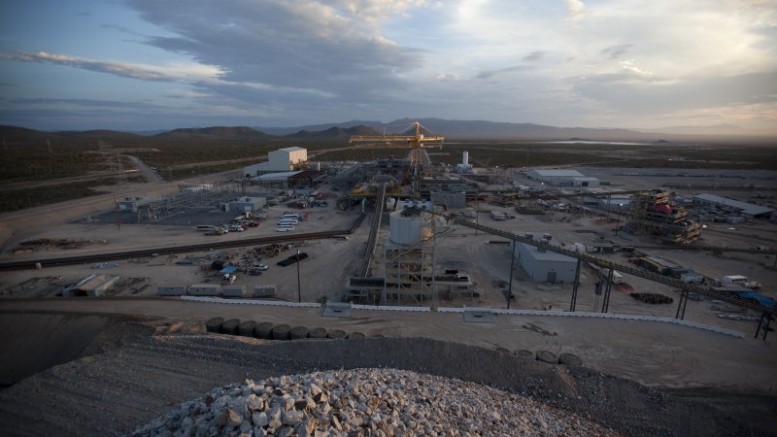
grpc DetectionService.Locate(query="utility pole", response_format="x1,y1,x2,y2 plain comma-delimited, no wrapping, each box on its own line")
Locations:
507,241,516,309
296,249,302,303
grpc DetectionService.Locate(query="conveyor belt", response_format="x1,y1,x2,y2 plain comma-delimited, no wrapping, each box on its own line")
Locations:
0,214,366,271
451,216,774,315
359,183,387,277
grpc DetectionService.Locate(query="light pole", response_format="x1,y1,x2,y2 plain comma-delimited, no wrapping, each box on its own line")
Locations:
296,249,302,303
475,194,480,236
507,241,516,309
614,203,623,236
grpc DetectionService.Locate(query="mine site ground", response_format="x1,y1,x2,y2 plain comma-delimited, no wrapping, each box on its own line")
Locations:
1,151,777,436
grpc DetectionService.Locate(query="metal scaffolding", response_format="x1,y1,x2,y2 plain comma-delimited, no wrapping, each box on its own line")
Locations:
627,189,702,244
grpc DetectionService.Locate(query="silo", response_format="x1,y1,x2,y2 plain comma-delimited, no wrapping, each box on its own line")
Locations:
462,151,469,166
389,207,431,245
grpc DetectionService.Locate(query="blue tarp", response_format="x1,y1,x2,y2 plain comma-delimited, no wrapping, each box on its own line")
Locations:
736,291,776,309
220,266,238,274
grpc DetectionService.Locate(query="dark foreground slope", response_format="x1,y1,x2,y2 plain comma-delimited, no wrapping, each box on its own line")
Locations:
0,328,775,437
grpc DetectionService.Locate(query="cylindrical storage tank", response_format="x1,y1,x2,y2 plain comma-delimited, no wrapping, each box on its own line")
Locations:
462,150,469,166
389,209,430,245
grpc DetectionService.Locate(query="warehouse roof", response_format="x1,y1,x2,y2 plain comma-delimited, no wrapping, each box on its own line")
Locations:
252,171,303,181
531,169,584,177
277,146,306,152
519,243,577,262
694,193,774,217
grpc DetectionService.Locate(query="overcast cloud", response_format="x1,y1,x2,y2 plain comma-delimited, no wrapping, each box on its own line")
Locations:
0,0,775,133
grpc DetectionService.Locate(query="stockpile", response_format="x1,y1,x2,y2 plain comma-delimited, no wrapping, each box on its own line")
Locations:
128,368,621,437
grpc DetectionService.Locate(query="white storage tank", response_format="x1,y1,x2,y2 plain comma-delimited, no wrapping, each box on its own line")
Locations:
389,207,431,245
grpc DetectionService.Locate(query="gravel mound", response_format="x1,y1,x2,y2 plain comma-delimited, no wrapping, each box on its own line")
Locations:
128,368,621,437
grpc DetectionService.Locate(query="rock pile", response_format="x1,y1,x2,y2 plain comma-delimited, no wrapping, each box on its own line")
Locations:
129,368,621,437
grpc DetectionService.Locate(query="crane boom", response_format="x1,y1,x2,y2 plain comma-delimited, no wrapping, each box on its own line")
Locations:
349,121,444,149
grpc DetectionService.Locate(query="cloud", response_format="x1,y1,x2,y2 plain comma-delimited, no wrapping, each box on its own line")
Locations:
125,0,433,105
435,72,461,81
523,51,544,62
563,0,584,17
476,65,531,80
0,51,223,82
12,98,158,110
572,70,777,114
601,44,632,59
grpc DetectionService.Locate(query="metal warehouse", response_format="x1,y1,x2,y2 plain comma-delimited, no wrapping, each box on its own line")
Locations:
693,193,774,219
526,169,600,188
512,242,577,284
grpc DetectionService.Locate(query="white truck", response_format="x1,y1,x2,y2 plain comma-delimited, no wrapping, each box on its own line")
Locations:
720,275,761,289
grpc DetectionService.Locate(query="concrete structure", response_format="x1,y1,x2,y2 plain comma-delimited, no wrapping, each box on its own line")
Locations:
187,284,222,296
243,147,308,177
431,191,466,209
65,274,120,297
693,193,774,219
253,285,277,298
226,196,266,213
223,286,248,298
512,242,577,284
455,151,473,173
527,169,599,188
157,286,187,296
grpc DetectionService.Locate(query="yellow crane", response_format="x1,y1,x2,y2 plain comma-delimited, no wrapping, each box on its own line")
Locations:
349,121,444,196
349,121,444,166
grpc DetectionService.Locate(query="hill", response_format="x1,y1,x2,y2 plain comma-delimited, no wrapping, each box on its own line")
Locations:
153,126,270,140
283,125,380,139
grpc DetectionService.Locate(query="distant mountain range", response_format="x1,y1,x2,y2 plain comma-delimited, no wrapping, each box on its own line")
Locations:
266,118,650,141
1,118,771,146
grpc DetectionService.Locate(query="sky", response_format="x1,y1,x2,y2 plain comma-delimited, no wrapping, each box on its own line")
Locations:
1,0,776,134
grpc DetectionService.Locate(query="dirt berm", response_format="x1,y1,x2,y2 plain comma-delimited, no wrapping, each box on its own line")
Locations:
0,322,775,437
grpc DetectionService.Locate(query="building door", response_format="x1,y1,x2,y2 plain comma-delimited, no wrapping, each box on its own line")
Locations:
546,271,557,283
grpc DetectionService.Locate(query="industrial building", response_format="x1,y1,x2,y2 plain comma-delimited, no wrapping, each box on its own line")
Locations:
512,242,577,284
115,196,163,212
249,169,325,189
693,193,774,219
243,147,308,177
225,196,266,213
430,190,466,209
64,274,120,297
526,169,600,188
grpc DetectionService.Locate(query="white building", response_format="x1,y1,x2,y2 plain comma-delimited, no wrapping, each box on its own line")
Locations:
244,147,308,177
512,242,577,284
527,169,599,188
